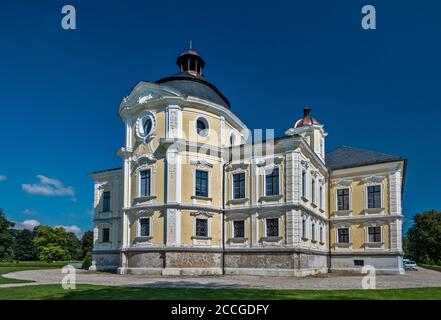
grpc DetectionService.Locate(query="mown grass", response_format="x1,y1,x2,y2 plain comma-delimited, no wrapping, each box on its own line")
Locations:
420,264,441,272
1,284,441,300
0,261,73,285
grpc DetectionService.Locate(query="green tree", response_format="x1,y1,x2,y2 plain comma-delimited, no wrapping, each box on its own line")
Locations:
0,209,15,260
11,229,37,261
80,230,93,260
33,226,69,262
402,235,410,258
66,232,81,260
407,210,441,265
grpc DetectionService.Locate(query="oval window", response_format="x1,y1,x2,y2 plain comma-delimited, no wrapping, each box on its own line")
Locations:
196,118,209,137
143,118,153,136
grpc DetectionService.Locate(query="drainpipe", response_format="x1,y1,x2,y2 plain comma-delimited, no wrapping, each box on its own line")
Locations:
222,161,227,275
327,172,332,273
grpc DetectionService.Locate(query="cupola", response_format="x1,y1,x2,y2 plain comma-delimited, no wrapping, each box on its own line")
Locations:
176,41,205,77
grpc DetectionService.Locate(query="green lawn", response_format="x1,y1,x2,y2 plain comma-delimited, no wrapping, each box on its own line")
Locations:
420,264,441,272
0,261,73,285
1,284,441,300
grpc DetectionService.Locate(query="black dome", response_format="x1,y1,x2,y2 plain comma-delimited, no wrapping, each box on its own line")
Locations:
156,72,231,109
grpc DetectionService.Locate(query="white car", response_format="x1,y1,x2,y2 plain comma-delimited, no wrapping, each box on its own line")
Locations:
403,259,418,271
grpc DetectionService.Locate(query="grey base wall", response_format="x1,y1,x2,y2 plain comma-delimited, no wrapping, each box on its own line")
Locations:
103,249,329,277
330,254,404,274
224,251,328,277
90,251,120,272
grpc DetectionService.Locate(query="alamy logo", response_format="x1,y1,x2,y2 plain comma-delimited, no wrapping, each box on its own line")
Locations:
61,264,76,290
361,265,376,289
361,5,376,30
61,5,76,30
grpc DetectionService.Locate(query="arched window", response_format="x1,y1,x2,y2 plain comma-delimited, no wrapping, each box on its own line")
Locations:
230,133,236,146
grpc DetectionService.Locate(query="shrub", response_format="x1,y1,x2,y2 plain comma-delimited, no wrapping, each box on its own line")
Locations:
82,252,92,270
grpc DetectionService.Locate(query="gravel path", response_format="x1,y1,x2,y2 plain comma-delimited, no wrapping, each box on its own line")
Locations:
1,267,441,290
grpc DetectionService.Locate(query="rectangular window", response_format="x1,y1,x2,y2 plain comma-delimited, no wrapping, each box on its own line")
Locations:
354,260,364,266
368,226,382,242
139,218,150,237
195,218,208,237
311,223,316,241
265,168,279,196
311,179,316,204
338,228,350,243
102,191,111,212
320,226,324,243
302,219,307,239
266,218,279,237
195,170,208,197
302,171,306,198
367,185,381,209
233,220,245,238
337,188,349,211
319,186,323,209
233,173,246,199
102,228,110,243
140,170,151,197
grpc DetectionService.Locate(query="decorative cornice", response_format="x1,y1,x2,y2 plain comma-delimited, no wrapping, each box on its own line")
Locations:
190,210,214,218
332,178,352,187
363,175,385,184
301,160,310,170
190,159,214,169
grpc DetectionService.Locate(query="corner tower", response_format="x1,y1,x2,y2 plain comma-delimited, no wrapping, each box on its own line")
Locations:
285,106,327,162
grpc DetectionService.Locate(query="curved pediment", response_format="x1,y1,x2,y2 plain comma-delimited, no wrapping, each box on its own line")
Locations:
119,81,183,112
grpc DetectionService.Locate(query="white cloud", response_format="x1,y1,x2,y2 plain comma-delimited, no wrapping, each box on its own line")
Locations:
23,209,37,215
22,175,75,197
14,219,41,230
0,175,6,182
59,225,81,235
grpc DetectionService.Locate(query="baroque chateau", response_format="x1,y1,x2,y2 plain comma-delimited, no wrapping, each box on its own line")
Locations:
90,48,406,276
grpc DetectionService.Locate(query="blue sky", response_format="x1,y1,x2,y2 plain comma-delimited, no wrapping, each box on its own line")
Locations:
0,0,440,236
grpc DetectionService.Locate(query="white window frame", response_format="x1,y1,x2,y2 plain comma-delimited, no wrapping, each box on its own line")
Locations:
194,217,211,238
311,178,316,205
137,216,152,238
232,170,247,200
100,225,111,243
301,170,307,199
264,217,280,238
302,217,308,240
364,183,383,210
336,226,352,244
335,187,352,212
365,225,383,244
263,166,281,197
138,168,152,197
311,222,316,242
102,190,111,213
194,168,210,198
232,219,246,238
319,225,324,244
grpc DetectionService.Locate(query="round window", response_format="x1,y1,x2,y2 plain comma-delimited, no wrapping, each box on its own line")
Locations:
135,112,156,141
196,118,209,137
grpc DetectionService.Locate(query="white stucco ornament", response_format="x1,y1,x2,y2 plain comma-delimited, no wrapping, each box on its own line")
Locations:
138,94,153,104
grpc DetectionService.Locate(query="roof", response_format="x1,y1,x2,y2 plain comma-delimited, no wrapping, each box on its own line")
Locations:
89,167,122,175
156,72,231,109
326,146,405,170
295,106,321,128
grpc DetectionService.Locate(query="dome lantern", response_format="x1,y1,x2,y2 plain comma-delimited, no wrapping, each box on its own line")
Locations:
176,41,205,78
